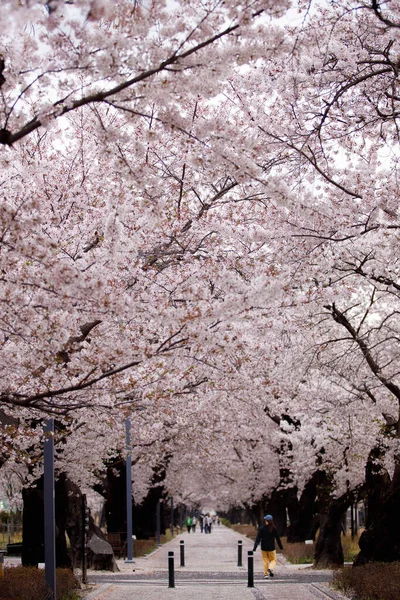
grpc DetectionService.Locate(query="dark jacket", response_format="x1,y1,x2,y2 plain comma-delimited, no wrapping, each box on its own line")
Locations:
253,524,283,552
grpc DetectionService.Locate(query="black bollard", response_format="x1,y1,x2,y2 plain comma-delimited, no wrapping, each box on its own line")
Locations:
168,551,175,588
180,540,185,567
247,550,254,587
238,540,243,567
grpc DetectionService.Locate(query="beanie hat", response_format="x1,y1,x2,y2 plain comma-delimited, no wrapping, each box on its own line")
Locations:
264,514,273,521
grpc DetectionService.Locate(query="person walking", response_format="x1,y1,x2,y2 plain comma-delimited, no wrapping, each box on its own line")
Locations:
191,515,197,532
185,515,192,533
199,514,204,533
204,513,212,534
253,514,283,579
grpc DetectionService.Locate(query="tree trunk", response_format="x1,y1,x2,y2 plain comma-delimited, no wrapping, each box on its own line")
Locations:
265,489,287,535
314,494,350,568
60,474,118,571
354,482,400,564
22,476,70,568
100,458,168,540
103,459,126,535
365,445,391,529
133,484,165,539
286,472,323,542
248,500,264,527
22,474,118,571
22,484,45,567
354,447,400,565
133,463,167,539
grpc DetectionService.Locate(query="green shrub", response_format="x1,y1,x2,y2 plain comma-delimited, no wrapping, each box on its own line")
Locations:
219,518,232,528
333,563,400,600
0,566,78,600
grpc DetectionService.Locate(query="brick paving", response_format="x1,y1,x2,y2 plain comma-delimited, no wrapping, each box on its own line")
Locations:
83,525,350,600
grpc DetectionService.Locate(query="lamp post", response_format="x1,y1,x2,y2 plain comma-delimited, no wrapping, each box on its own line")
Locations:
156,499,161,546
170,497,174,536
125,418,134,563
44,418,56,599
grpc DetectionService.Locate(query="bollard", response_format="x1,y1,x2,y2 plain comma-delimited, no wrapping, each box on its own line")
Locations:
180,540,185,567
168,551,175,588
247,550,254,588
237,540,243,567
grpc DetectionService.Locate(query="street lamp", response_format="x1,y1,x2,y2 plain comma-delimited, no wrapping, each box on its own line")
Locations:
44,418,56,599
125,417,134,563
170,497,174,536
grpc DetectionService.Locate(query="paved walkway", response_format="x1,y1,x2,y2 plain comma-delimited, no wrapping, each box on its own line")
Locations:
83,525,350,600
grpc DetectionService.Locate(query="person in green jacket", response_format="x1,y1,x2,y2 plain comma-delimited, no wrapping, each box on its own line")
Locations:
185,515,192,533
253,514,283,579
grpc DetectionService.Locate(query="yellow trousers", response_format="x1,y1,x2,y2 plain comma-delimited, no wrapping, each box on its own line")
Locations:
261,549,277,575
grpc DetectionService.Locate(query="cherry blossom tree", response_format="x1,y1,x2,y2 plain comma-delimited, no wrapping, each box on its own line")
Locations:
247,0,400,563
4,0,400,570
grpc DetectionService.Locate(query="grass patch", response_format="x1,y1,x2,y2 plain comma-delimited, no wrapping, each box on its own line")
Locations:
333,562,400,600
133,529,177,558
0,566,78,600
0,534,22,551
280,532,361,565
279,537,315,564
342,533,361,562
133,539,157,557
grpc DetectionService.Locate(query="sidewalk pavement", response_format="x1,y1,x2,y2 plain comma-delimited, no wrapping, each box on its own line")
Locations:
83,525,350,600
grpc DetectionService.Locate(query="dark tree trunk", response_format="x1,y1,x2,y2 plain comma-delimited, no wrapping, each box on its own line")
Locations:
55,476,73,568
133,484,165,539
99,458,169,541
286,471,323,543
354,480,400,564
22,476,70,568
284,487,301,541
314,493,351,568
226,506,248,524
248,500,264,528
22,484,45,567
354,448,400,565
133,463,168,538
365,445,390,529
59,474,118,571
22,474,118,571
265,489,287,535
103,459,126,535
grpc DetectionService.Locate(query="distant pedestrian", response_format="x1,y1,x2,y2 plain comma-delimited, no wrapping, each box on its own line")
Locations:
204,513,212,534
185,515,192,533
199,514,204,533
253,514,283,579
192,515,197,532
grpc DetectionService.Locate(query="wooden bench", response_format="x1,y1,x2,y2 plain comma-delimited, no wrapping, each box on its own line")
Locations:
104,532,126,558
